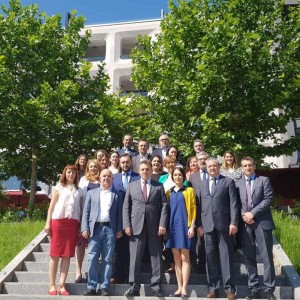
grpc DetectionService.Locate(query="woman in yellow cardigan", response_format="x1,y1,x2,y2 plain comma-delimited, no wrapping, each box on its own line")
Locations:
166,167,196,298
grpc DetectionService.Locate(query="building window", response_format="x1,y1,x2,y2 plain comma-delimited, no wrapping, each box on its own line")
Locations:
120,37,138,59
119,75,147,96
85,40,106,62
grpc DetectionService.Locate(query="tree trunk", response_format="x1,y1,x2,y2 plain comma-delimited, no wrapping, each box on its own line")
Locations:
28,148,38,217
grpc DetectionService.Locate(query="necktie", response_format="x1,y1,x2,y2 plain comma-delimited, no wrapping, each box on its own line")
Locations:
143,181,147,201
202,171,207,181
123,173,128,190
210,177,216,195
246,178,252,210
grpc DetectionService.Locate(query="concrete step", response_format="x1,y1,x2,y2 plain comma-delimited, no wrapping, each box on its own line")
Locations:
1,282,293,299
22,260,283,276
33,247,264,265
12,271,288,286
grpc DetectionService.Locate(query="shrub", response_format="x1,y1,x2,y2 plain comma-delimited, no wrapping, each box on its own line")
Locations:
0,202,48,223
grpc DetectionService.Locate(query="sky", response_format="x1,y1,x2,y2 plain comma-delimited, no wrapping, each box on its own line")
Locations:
1,0,170,25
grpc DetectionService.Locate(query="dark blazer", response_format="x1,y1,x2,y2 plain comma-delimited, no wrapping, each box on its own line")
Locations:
118,148,138,157
235,175,275,230
132,154,152,173
81,187,123,237
197,175,239,233
123,179,168,235
112,171,140,199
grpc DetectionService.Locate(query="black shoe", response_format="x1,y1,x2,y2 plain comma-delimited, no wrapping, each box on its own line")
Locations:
246,290,260,299
153,289,163,297
100,288,111,296
84,289,97,296
266,291,276,300
124,288,140,297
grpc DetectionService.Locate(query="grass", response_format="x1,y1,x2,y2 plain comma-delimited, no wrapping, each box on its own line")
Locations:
272,209,300,275
0,221,45,270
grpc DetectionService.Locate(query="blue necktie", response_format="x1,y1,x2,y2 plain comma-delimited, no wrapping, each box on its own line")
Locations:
123,173,128,190
246,178,252,210
210,177,216,195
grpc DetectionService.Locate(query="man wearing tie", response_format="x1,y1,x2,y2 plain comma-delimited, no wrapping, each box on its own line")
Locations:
132,139,152,173
117,134,138,157
235,157,276,300
196,157,238,300
111,154,140,284
189,151,209,192
81,169,123,296
188,150,209,274
123,160,168,297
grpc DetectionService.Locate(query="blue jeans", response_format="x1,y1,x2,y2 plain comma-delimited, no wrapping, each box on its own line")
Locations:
87,224,116,290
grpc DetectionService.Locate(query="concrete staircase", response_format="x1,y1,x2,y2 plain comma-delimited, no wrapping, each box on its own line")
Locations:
0,231,297,299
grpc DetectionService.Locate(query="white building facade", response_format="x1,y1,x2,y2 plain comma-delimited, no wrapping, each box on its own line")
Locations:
82,18,299,169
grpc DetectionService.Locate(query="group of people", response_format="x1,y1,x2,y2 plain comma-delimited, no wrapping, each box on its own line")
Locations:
44,133,277,300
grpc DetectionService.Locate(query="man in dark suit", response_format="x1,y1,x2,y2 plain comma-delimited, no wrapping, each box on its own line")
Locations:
111,154,140,284
152,134,170,161
117,134,138,157
81,169,123,296
197,157,238,300
188,151,209,274
236,157,276,300
132,139,152,173
123,160,168,297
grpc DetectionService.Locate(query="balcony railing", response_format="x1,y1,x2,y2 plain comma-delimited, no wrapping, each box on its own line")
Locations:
85,56,105,62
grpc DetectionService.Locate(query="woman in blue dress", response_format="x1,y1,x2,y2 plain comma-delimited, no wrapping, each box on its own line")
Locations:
166,167,196,298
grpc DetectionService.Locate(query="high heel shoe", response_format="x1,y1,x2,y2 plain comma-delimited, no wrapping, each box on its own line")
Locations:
48,286,57,295
59,285,70,296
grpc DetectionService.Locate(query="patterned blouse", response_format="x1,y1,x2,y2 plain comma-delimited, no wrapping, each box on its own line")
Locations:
220,167,243,181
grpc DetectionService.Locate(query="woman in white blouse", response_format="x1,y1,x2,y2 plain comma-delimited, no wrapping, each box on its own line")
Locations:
44,165,82,296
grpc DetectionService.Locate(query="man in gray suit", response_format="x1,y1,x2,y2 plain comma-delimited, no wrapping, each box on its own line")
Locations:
189,151,209,192
236,157,276,300
197,157,238,300
132,139,152,173
123,160,168,297
81,169,123,296
188,151,209,274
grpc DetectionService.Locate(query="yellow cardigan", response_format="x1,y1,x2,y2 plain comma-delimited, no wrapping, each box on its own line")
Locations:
166,187,196,227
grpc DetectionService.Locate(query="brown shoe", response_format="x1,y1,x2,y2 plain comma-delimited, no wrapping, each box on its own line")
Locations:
227,291,236,300
206,291,219,298
110,277,117,284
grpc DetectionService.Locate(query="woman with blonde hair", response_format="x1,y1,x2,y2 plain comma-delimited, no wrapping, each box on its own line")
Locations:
95,149,110,171
220,150,242,181
75,159,101,283
45,165,82,295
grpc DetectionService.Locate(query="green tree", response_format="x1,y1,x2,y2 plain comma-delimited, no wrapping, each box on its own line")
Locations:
131,0,300,161
0,0,123,212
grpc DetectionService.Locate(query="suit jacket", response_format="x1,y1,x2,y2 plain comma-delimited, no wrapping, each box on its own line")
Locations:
112,171,140,199
235,175,275,230
151,147,169,159
123,179,168,235
118,148,138,157
132,154,152,173
196,175,239,233
81,187,123,237
188,170,208,192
